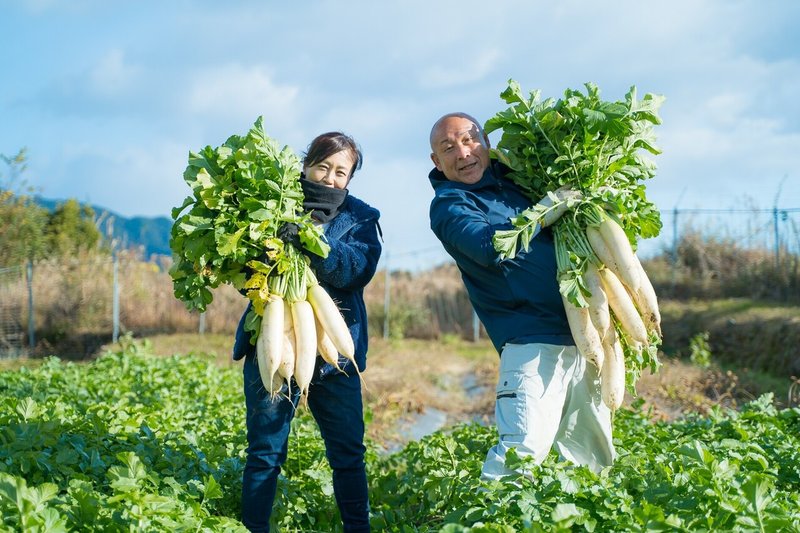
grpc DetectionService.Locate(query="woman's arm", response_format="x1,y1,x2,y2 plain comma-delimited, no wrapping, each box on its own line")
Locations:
309,219,382,291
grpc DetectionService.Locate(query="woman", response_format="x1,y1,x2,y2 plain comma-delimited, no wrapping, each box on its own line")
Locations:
232,132,382,532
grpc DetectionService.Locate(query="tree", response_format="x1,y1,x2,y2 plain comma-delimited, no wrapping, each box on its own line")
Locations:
0,149,47,266
1,149,105,265
44,199,102,256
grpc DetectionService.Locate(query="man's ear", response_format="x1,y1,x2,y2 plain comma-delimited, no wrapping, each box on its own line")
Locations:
430,153,441,171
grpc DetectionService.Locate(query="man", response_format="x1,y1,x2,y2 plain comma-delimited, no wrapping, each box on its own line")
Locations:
427,112,614,479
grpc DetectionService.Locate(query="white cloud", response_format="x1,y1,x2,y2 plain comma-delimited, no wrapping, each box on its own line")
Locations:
88,49,141,98
418,49,502,89
185,64,301,126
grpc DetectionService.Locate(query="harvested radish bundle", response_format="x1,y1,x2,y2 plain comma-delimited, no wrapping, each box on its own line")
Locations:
487,80,665,408
169,117,352,397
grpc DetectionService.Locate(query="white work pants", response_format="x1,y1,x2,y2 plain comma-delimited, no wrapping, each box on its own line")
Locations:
481,343,615,480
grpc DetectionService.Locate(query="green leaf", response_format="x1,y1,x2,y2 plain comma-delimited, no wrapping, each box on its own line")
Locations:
552,502,581,524
202,475,223,501
492,229,522,260
16,398,39,421
216,225,246,257
742,475,773,521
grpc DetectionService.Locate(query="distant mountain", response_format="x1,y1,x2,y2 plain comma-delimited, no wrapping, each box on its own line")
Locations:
34,197,173,258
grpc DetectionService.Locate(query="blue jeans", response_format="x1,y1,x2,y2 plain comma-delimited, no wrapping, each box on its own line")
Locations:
240,354,370,532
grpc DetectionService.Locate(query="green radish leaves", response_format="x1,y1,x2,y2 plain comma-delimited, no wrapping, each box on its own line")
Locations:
487,79,665,258
169,117,329,315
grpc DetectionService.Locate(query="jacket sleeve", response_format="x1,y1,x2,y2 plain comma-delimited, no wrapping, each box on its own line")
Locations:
309,218,382,291
430,191,509,267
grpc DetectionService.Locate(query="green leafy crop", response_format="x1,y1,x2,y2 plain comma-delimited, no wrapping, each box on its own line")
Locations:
1,348,798,531
486,80,667,387
486,79,664,261
169,117,329,333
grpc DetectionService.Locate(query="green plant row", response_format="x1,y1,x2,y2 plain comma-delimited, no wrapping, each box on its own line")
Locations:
1,345,798,532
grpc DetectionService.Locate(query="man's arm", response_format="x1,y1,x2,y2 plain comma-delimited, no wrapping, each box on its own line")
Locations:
430,192,507,267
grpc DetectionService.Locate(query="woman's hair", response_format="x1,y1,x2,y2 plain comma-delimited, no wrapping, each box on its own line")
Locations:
302,132,363,178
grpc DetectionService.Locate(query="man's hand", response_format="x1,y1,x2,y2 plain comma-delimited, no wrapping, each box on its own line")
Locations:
538,186,583,227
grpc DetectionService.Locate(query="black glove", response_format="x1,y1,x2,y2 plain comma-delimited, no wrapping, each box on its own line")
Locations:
277,222,302,249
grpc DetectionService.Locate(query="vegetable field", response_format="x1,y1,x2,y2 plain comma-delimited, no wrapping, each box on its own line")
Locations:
2,345,799,532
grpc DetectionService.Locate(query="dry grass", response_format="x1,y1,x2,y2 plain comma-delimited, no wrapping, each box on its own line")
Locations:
2,251,247,357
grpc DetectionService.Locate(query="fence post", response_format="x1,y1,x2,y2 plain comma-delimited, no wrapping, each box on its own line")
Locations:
383,252,390,340
199,312,206,335
472,308,480,342
671,207,679,291
26,260,35,349
773,206,780,268
112,253,120,343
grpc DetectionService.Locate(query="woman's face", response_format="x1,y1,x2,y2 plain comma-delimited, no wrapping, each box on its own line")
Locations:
303,149,355,189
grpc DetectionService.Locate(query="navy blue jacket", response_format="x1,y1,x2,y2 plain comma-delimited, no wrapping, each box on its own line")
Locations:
233,194,382,377
429,162,574,354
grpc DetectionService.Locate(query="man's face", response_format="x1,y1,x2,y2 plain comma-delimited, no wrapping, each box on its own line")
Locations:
430,117,490,184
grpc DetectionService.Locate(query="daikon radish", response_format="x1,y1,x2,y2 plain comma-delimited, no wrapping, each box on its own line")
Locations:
583,262,611,341
600,327,626,410
587,223,641,294
561,295,605,370
629,255,662,337
276,300,295,396
256,295,284,396
291,299,318,403
316,317,343,372
597,267,649,344
307,283,355,359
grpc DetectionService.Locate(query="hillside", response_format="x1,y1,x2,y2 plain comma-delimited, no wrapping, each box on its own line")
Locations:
34,196,172,258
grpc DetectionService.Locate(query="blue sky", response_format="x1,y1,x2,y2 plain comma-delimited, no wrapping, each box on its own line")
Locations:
2,0,799,270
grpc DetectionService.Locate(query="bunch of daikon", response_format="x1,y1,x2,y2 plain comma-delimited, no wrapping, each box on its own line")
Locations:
169,116,353,402
252,262,357,403
487,80,666,410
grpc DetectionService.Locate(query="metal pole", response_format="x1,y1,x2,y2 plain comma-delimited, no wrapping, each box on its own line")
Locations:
112,253,120,343
671,207,679,291
472,308,479,342
773,176,787,268
26,260,34,349
773,206,780,268
672,207,679,265
199,312,206,335
671,188,686,294
383,253,390,340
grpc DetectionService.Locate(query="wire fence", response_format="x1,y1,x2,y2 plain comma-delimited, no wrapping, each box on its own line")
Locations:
656,206,800,264
1,206,799,358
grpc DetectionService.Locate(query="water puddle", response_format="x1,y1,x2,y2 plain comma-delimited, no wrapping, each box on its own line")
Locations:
383,407,448,454
462,373,490,400
381,373,493,454
397,407,448,442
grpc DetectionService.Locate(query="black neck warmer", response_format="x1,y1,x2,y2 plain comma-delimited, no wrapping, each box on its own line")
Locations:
300,176,349,223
